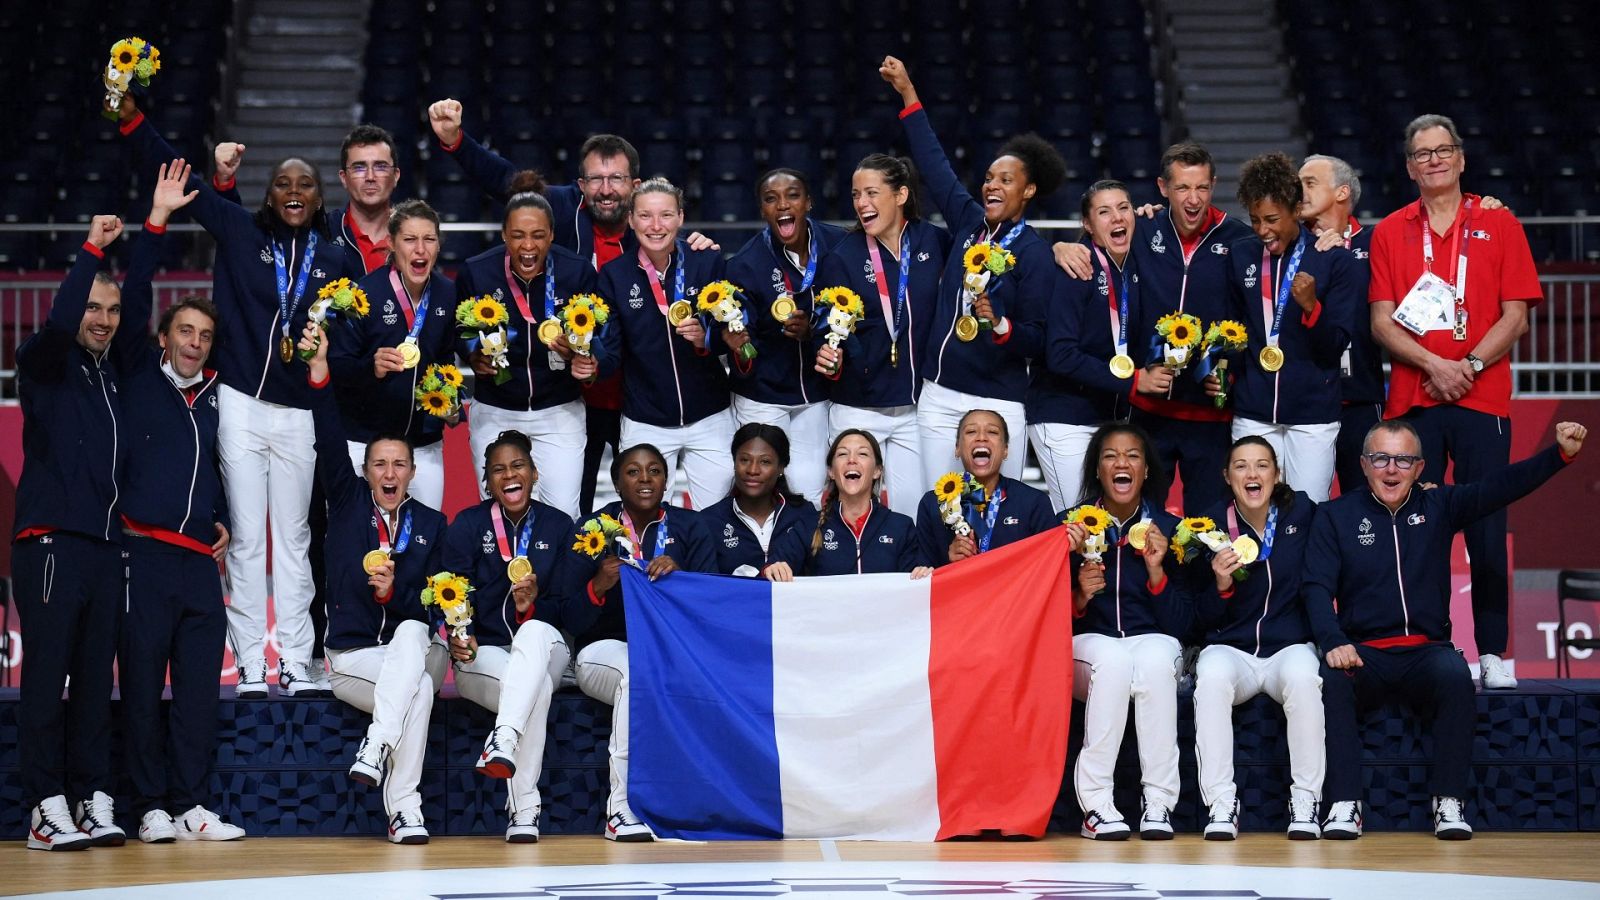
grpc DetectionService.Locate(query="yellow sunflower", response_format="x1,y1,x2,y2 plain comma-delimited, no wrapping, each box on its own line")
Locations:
1180,516,1217,535
567,306,595,337
1169,320,1197,347
933,472,964,505
1070,505,1110,534
474,297,508,328
437,365,464,389
111,39,139,72
317,277,349,300
349,288,370,317
1218,320,1247,344
696,281,731,312
418,389,452,417
573,530,608,557
596,513,624,534
962,244,992,274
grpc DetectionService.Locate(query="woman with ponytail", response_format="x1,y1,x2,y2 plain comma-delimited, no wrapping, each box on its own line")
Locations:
805,430,931,576
1191,435,1325,841
454,171,598,518
701,423,817,580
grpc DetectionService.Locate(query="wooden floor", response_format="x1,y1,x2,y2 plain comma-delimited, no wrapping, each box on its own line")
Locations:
3,833,1598,895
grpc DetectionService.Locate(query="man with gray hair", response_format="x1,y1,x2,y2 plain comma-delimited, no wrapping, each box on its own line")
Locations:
1300,154,1382,496
1365,114,1543,690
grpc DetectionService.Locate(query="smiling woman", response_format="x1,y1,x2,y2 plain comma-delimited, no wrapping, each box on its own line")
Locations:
913,409,1059,567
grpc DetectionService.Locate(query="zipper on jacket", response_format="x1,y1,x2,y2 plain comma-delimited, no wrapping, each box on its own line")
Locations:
1389,511,1411,636
94,357,120,540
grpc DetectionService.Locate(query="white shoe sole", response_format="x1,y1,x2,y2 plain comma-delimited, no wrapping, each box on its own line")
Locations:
139,832,177,844
28,835,92,851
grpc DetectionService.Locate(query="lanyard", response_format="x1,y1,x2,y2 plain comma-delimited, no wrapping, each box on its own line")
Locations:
866,230,910,345
1100,500,1149,547
1093,245,1130,358
639,243,687,316
773,220,819,294
501,253,542,322
388,269,432,340
1420,197,1474,315
1226,502,1277,561
966,485,1006,553
978,219,1028,250
491,503,534,562
1261,233,1307,351
374,503,413,554
272,231,318,339
626,510,670,560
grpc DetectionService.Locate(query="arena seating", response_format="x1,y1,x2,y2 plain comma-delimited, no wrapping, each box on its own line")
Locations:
363,0,1165,262
1,682,1593,837
1279,0,1600,260
1,0,233,270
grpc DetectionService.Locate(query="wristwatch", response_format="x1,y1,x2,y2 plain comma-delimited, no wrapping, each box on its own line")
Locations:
1465,354,1485,373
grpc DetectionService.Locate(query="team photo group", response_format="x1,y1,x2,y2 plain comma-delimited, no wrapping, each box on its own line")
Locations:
12,51,1590,853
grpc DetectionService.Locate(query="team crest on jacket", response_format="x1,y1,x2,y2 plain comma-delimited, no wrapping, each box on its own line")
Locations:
1354,249,1370,260
492,288,505,302
917,251,930,262
1244,264,1258,288
534,540,550,551
481,530,496,555
722,523,739,548
259,249,274,264
1285,524,1298,535
1358,517,1374,546
1408,513,1427,525
1211,243,1229,255
629,283,644,309
771,268,784,289
209,393,219,409
823,528,838,551
312,268,326,279
1096,272,1108,295
1150,231,1166,253
383,297,398,325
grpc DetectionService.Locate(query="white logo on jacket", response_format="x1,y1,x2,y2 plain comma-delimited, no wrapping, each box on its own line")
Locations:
482,531,496,555
917,251,930,262
259,249,274,264
1472,230,1491,241
1096,272,1108,296
1358,517,1374,546
1243,263,1258,288
1003,516,1019,525
209,393,218,409
312,268,326,279
1211,243,1229,255
823,528,838,551
878,534,895,544
383,296,398,326
1285,524,1298,535
414,534,428,545
1408,513,1427,525
629,283,643,309
723,523,739,548
534,540,550,551
1150,230,1166,253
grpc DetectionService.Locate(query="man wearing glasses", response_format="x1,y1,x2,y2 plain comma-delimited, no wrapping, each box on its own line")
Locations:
1366,114,1543,690
1302,418,1586,841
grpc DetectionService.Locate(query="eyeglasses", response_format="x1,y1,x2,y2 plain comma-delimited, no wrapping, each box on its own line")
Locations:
580,174,631,187
1363,452,1421,470
344,162,394,176
1408,144,1460,164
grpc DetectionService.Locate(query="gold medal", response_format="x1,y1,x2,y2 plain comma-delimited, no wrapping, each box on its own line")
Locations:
771,295,797,320
955,315,980,342
667,299,694,326
506,555,533,583
1126,520,1150,550
1232,535,1260,565
398,340,421,369
1109,353,1136,379
279,335,294,363
536,318,564,347
891,343,899,367
362,549,390,575
1259,346,1285,372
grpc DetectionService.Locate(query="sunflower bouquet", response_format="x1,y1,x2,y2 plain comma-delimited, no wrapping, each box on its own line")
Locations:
961,242,1016,307
696,280,757,361
414,363,465,419
103,37,160,120
297,278,370,360
1201,319,1250,408
1171,515,1227,564
456,295,513,384
420,571,474,641
815,287,866,369
560,292,608,357
1064,505,1113,562
1155,311,1204,371
933,471,983,538
572,513,627,559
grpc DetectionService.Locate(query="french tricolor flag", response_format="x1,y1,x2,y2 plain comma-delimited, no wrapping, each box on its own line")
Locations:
624,527,1075,841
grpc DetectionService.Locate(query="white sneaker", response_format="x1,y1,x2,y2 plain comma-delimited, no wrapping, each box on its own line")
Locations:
1204,798,1238,841
73,791,126,847
387,809,429,844
175,805,246,841
28,796,92,851
1323,800,1362,839
1288,791,1321,840
506,805,540,843
605,807,655,842
348,736,390,788
1079,809,1131,841
1433,795,1473,840
1479,654,1518,690
138,809,177,843
477,725,519,779
1138,798,1174,840
235,659,268,699
310,657,333,693
279,659,326,697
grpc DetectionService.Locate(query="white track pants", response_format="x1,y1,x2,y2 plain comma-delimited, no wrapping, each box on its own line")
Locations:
1193,641,1325,807
346,440,445,511
469,399,588,519
731,394,832,504
1231,417,1341,503
574,639,634,816
1027,422,1098,511
218,384,317,668
1072,631,1183,817
454,620,571,816
827,403,921,518
619,409,735,511
916,380,1027,486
